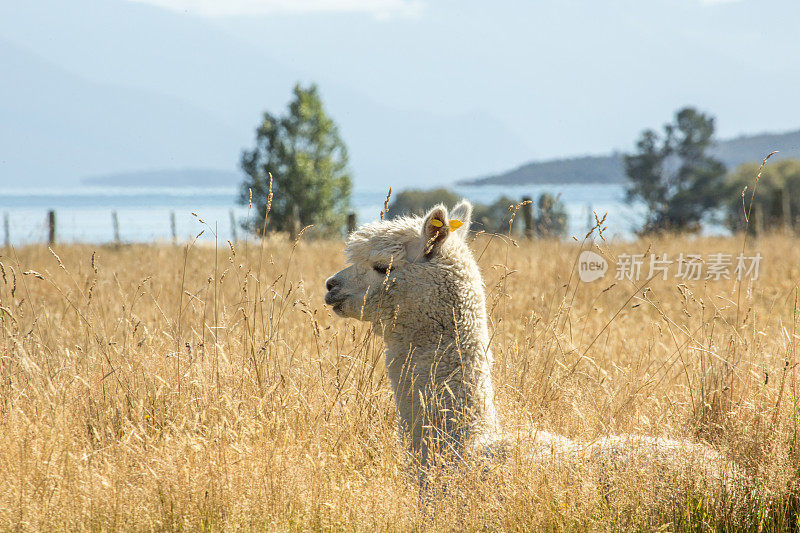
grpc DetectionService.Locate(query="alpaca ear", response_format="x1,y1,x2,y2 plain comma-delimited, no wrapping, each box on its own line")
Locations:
421,204,450,258
450,199,472,239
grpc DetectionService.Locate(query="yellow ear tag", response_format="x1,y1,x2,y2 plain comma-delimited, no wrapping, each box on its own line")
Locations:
449,219,463,230
430,219,444,228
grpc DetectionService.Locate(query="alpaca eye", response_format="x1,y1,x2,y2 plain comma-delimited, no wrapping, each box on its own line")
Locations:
373,265,388,275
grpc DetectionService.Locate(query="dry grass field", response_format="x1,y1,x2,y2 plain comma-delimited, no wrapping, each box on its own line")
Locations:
1,226,799,530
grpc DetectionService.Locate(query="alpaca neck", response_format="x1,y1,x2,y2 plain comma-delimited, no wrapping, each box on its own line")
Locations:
381,314,500,463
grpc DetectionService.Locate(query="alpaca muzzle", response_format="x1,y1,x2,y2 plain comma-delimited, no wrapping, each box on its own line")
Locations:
323,275,347,312
323,289,344,306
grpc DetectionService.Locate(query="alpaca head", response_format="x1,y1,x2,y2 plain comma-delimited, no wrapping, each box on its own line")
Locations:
324,200,476,325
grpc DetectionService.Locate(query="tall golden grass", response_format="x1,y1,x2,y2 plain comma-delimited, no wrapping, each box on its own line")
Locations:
0,227,799,530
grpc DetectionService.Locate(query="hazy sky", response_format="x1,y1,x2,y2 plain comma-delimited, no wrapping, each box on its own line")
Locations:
130,0,425,17
137,0,800,156
2,0,798,187
132,0,738,16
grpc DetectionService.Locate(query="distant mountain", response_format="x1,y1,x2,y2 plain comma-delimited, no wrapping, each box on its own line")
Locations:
459,130,800,186
712,130,800,168
82,169,241,187
459,155,625,186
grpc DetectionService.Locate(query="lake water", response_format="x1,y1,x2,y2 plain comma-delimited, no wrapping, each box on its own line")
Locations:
0,184,642,245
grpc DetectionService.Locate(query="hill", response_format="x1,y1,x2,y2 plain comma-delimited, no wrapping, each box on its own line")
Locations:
459,130,800,186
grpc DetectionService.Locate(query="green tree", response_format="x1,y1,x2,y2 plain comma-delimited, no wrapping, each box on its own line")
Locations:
472,195,519,234
240,83,352,237
475,194,568,237
385,189,568,238
387,189,521,233
384,188,462,220
724,159,800,233
532,193,568,238
624,107,726,233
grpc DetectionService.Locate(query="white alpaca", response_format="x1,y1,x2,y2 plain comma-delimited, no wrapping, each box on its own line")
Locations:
324,200,734,484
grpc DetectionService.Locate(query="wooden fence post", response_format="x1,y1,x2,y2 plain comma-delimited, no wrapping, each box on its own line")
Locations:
170,211,177,245
347,213,357,234
112,211,120,244
288,204,300,240
48,210,56,246
229,209,238,243
753,205,763,237
521,196,534,238
586,204,593,233
782,187,792,235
